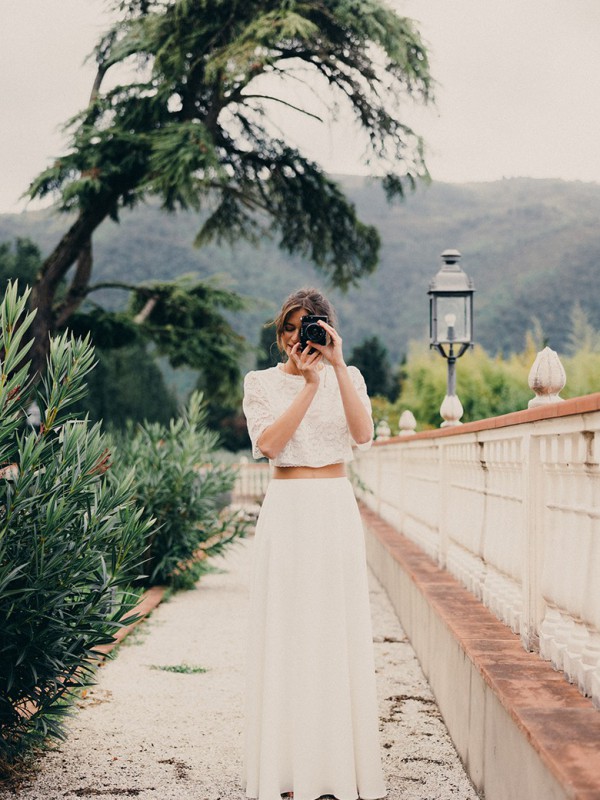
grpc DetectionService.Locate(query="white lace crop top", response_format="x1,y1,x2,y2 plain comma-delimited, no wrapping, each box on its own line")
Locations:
242,364,373,467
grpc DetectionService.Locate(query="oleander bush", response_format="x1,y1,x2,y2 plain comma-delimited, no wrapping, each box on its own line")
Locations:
111,391,247,589
0,284,152,769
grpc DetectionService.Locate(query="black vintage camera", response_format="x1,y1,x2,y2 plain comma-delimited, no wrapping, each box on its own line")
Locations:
299,315,328,352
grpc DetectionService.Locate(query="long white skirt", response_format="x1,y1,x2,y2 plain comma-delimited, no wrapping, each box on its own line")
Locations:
243,477,386,800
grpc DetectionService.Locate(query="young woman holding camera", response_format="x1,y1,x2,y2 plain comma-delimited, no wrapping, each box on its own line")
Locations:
242,288,386,800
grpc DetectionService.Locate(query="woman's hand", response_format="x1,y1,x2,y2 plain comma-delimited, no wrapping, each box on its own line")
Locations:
287,341,323,383
307,319,345,369
308,320,373,445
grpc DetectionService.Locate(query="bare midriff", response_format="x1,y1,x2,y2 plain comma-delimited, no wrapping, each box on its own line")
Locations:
272,463,346,480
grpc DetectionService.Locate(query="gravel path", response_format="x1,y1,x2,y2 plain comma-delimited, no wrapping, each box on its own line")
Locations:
5,537,481,800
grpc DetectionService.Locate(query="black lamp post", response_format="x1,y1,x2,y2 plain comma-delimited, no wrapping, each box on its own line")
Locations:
428,249,475,426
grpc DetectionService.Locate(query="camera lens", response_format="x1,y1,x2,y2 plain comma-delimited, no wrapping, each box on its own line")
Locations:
306,323,321,339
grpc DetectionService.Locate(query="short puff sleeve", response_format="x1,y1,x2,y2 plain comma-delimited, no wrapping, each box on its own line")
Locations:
243,371,274,460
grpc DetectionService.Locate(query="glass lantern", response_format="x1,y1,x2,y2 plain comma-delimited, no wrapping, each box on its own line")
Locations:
428,249,474,355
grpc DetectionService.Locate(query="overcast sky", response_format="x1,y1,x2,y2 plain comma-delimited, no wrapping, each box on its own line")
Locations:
0,0,599,213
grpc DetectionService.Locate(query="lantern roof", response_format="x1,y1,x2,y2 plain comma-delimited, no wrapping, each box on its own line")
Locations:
428,250,474,294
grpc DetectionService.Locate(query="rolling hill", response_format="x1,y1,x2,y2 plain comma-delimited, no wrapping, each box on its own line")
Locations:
2,176,599,365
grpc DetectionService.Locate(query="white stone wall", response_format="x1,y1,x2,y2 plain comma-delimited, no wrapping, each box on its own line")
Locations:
354,411,600,705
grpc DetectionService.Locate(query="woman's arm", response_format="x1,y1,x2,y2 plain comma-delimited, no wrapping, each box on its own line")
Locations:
309,320,373,445
257,381,318,459
256,343,323,459
332,364,373,445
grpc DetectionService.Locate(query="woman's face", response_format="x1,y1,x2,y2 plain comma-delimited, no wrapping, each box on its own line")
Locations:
280,307,308,357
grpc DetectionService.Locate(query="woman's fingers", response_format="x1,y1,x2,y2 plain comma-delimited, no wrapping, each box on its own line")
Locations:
303,350,322,366
318,319,338,338
314,319,345,366
289,340,322,370
299,348,322,368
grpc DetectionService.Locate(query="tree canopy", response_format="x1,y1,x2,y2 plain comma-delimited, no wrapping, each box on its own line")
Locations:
0,238,44,291
26,0,432,377
348,334,396,399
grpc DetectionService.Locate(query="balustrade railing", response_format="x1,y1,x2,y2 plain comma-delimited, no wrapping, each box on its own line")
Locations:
353,394,600,705
232,459,270,504
232,393,600,704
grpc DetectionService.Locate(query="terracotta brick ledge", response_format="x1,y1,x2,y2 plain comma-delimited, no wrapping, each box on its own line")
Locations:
375,391,600,444
359,502,600,800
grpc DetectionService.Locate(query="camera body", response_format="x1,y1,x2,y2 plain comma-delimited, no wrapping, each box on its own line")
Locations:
299,315,328,352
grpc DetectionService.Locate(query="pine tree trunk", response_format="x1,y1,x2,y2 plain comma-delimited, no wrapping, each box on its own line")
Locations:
29,201,111,377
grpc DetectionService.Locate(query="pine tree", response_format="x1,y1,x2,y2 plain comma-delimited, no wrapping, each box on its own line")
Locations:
27,0,432,376
349,335,394,399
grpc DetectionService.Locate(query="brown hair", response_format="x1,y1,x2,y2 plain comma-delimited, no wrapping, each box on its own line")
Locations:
272,287,337,358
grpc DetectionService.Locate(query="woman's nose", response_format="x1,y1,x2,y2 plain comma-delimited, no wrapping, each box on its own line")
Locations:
290,329,299,343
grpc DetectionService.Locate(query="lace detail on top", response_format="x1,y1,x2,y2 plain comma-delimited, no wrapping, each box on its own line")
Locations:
242,364,373,467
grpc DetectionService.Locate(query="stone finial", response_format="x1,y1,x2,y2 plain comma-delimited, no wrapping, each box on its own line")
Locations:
375,420,391,440
440,394,464,427
399,409,417,435
528,347,566,408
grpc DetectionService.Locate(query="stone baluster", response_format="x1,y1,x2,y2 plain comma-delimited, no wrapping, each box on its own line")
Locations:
539,607,562,661
550,615,575,673
591,666,600,709
581,633,600,696
564,624,590,686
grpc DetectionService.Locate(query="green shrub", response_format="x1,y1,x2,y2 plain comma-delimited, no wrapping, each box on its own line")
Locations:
111,391,247,588
0,283,152,768
371,341,538,431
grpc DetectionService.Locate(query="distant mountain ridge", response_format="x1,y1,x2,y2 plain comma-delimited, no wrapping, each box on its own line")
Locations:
1,176,599,362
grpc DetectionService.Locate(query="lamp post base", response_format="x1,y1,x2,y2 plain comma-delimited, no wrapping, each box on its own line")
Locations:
440,394,464,427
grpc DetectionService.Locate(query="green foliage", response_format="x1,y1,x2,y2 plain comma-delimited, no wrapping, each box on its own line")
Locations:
564,349,600,398
72,276,246,408
110,392,247,587
373,342,533,431
128,278,245,381
197,388,250,454
0,283,151,766
562,306,600,397
348,336,397,400
0,176,600,400
6,177,600,382
0,232,246,420
75,343,178,430
566,303,600,355
29,0,432,289
148,663,208,674
256,320,279,370
8,176,599,363
373,309,600,432
68,307,140,350
0,239,42,293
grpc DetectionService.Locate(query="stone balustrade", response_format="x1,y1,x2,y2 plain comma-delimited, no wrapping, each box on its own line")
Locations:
353,392,600,705
232,458,270,503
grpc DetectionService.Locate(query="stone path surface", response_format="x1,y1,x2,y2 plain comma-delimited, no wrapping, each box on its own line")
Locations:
6,537,481,800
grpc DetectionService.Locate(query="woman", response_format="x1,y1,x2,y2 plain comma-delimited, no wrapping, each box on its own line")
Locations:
242,288,386,800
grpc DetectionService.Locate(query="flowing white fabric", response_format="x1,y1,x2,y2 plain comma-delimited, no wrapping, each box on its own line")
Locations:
243,478,387,800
